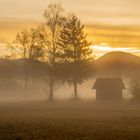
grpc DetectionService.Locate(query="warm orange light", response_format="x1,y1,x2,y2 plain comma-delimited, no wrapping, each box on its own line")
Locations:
91,44,140,59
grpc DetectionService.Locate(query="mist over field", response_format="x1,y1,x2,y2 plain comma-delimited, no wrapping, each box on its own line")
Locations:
0,78,132,101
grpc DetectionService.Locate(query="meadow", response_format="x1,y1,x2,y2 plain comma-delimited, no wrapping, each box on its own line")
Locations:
0,101,140,140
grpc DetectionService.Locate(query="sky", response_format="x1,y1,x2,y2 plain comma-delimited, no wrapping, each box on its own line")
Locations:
0,0,140,58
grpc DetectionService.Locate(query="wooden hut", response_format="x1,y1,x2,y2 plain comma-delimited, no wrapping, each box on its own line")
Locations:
92,78,125,101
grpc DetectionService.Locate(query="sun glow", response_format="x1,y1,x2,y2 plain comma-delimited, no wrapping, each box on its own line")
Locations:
91,44,140,59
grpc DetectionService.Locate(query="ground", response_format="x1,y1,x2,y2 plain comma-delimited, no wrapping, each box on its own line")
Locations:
0,101,140,140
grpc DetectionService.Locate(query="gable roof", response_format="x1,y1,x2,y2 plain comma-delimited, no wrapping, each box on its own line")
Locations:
92,78,125,89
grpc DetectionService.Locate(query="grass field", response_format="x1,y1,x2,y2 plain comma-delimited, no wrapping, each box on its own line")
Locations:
0,101,140,140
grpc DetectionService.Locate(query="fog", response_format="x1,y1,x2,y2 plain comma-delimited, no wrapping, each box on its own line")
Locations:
0,76,134,102
0,70,139,139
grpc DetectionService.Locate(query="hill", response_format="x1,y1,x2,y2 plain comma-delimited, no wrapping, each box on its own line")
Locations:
95,51,140,77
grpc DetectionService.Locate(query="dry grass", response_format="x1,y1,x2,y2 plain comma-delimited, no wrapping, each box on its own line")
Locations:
0,101,140,140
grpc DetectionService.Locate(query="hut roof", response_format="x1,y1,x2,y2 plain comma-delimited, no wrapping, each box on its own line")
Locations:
92,78,125,89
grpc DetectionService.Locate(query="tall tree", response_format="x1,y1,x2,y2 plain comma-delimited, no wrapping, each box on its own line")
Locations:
43,3,65,100
58,15,93,99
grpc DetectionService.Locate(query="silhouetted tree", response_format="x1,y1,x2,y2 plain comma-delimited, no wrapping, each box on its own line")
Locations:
9,28,46,96
10,28,45,60
58,15,93,99
43,3,65,100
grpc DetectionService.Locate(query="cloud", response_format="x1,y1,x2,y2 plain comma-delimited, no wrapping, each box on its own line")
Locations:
0,17,140,58
85,24,140,48
1,0,140,24
1,17,140,48
0,18,40,43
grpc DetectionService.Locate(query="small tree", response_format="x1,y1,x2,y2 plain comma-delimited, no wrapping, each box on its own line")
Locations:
9,28,46,96
10,28,45,60
58,15,93,99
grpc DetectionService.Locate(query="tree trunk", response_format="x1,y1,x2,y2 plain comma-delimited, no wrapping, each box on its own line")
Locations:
48,78,54,101
24,75,28,98
74,78,78,99
23,60,30,98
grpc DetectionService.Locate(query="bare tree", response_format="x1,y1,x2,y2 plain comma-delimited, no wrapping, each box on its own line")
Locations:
43,3,65,101
10,28,45,60
9,28,46,96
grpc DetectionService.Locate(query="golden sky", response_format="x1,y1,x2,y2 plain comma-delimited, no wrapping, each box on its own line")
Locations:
0,0,140,58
